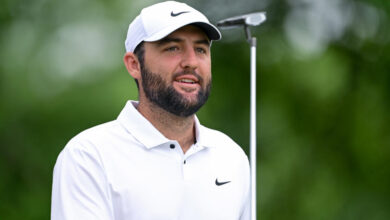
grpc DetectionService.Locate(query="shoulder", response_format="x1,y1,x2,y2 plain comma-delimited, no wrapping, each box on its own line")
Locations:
68,120,121,146
59,120,122,157
54,120,125,172
199,124,248,161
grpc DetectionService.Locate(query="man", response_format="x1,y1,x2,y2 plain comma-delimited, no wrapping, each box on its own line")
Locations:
51,1,250,220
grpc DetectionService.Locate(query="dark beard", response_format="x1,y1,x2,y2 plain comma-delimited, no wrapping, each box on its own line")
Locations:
141,67,211,117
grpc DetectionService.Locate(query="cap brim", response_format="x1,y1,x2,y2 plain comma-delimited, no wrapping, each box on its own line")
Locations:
144,21,221,42
192,22,221,41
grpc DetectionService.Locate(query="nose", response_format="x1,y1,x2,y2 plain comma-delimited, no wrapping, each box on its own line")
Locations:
180,47,198,70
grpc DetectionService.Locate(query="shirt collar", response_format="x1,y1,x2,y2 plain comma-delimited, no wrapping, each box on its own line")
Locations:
117,100,216,149
193,116,215,149
117,101,169,149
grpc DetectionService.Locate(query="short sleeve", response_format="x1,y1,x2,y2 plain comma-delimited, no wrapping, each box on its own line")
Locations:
51,140,113,220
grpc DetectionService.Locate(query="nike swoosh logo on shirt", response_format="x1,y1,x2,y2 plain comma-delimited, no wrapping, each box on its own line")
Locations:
171,11,190,17
215,178,231,186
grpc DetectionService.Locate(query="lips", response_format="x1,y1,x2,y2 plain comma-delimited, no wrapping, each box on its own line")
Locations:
174,74,200,85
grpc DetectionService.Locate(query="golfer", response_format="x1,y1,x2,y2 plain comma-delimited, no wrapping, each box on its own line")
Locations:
51,1,250,219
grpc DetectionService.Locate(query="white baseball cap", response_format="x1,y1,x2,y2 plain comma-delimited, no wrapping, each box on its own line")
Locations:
125,1,221,52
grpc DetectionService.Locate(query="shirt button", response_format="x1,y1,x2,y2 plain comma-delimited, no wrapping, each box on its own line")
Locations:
170,144,175,149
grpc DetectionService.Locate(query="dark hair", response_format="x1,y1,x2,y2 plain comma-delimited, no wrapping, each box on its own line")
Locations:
133,42,145,90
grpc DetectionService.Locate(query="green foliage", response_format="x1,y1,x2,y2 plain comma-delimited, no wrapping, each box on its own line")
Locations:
1,0,390,219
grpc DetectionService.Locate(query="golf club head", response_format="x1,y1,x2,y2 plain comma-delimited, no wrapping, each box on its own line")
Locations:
217,12,266,29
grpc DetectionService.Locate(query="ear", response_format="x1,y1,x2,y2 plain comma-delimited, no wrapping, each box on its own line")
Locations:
123,52,141,80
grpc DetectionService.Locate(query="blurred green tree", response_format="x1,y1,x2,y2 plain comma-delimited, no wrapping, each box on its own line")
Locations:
0,0,389,219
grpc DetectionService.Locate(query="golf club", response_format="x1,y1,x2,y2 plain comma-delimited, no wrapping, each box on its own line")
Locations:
217,11,266,220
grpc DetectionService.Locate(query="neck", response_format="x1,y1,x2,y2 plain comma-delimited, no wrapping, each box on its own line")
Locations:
137,99,196,154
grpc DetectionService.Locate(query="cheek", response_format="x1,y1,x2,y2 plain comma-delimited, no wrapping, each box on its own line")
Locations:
201,60,212,77
145,56,179,75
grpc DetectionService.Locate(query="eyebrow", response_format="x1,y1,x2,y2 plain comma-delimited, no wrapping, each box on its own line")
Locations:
156,37,211,47
195,39,211,47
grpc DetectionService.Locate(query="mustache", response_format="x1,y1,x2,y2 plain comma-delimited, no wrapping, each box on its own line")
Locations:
172,70,203,84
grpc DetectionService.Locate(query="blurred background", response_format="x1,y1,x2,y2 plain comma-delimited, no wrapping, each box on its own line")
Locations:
1,0,389,219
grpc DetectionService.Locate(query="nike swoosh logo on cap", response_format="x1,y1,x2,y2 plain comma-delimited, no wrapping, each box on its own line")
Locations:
171,11,190,17
215,178,231,186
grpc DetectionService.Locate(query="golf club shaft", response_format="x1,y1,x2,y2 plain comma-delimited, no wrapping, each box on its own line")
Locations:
250,37,257,220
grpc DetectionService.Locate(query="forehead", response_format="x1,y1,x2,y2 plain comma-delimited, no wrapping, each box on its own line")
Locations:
164,25,209,40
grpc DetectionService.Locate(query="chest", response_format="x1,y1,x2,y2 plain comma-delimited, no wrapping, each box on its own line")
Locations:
104,144,244,220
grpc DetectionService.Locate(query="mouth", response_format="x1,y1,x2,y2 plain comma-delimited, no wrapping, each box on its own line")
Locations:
174,74,200,84
177,79,197,84
173,74,201,92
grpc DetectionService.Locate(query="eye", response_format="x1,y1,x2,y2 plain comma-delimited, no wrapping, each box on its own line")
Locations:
196,47,207,54
165,46,179,52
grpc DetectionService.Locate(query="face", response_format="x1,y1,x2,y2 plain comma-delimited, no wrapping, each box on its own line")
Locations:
140,25,212,117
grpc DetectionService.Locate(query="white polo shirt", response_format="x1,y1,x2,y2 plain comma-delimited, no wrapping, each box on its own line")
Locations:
51,101,250,220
